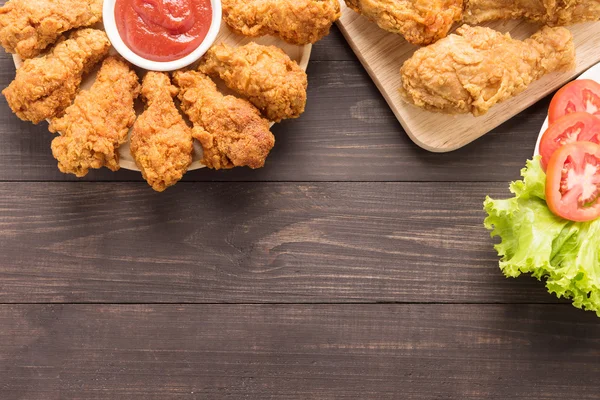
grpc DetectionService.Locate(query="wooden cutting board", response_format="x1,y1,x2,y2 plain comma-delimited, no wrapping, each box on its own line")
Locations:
336,2,600,152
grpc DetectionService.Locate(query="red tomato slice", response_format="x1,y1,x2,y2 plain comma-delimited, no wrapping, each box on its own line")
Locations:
549,79,600,124
539,112,600,171
546,141,600,222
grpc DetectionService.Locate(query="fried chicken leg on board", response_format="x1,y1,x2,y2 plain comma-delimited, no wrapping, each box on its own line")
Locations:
173,71,275,170
49,57,140,177
222,0,341,45
344,0,464,45
0,0,103,59
464,0,600,26
130,72,194,192
199,42,308,122
2,29,110,124
400,25,575,116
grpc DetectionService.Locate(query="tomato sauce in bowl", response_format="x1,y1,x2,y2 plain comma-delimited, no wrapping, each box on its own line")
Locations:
115,0,212,62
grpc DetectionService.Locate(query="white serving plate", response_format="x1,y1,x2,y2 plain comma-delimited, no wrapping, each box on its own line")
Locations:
12,24,312,172
535,62,600,156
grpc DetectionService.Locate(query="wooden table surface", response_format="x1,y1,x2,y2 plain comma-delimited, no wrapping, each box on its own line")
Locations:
0,21,599,399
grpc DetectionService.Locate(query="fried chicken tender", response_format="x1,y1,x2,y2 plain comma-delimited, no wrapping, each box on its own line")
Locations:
464,0,600,26
130,72,193,192
222,0,341,45
2,29,110,124
400,25,575,116
199,42,308,122
0,0,103,59
345,0,464,45
49,57,140,177
173,71,275,170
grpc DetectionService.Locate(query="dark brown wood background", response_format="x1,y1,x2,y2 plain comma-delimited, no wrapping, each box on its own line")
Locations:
0,11,598,398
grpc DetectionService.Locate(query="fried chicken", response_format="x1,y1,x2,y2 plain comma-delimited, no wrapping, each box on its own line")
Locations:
222,0,341,45
400,25,575,116
464,0,600,26
2,29,110,124
130,72,193,192
49,57,140,177
173,71,275,170
344,0,464,45
199,42,308,122
0,0,103,59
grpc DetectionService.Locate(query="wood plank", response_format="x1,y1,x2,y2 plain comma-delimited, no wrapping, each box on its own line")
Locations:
337,2,600,151
0,182,562,304
0,51,548,182
0,304,598,399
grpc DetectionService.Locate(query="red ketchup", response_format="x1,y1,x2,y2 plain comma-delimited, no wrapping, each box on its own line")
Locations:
115,0,212,62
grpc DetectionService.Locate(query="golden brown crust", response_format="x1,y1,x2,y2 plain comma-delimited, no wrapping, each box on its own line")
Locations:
0,0,103,59
130,72,193,192
173,70,275,170
2,28,110,124
199,42,308,122
399,25,575,116
222,0,341,45
49,56,140,177
344,0,463,45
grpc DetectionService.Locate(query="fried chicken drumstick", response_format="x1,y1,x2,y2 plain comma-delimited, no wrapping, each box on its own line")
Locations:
174,71,275,170
130,72,194,192
199,42,308,122
222,0,341,45
2,29,110,124
344,0,463,45
464,0,600,26
400,25,575,116
0,0,103,59
49,56,140,177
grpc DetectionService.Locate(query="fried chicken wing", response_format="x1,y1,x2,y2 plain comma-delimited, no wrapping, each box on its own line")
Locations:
222,0,341,45
344,0,463,45
0,0,103,59
199,42,308,122
173,71,275,170
465,0,600,26
49,56,140,177
2,29,110,124
400,25,575,116
130,72,193,192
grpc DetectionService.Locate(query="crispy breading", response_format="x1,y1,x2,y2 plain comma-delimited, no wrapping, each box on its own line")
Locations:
222,0,341,45
130,72,193,192
465,0,600,26
173,70,275,170
0,0,103,59
400,25,575,116
199,42,308,122
49,56,140,177
344,0,463,45
2,29,110,124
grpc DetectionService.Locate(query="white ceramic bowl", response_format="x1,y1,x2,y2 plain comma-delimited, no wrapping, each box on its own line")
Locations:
103,0,222,72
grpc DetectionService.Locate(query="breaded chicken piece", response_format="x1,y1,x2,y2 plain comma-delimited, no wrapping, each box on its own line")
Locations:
130,72,193,192
173,71,275,170
0,0,103,59
222,0,341,45
2,29,110,124
345,0,463,45
49,57,140,177
465,0,600,26
400,25,575,116
199,42,308,122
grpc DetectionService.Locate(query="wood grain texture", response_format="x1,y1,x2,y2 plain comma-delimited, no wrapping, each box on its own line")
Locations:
0,28,547,183
0,304,598,399
337,3,600,151
0,182,561,304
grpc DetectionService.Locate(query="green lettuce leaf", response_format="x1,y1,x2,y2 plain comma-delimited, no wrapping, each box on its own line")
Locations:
484,157,600,316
